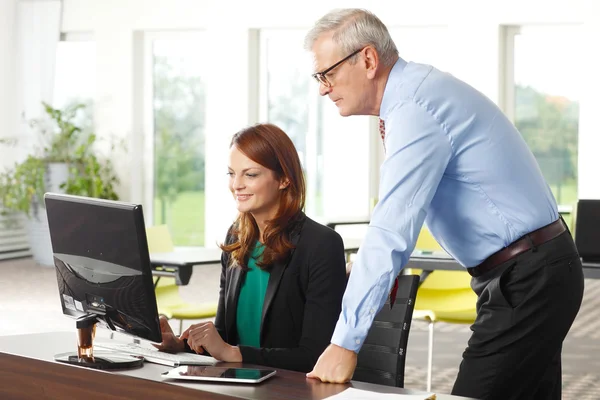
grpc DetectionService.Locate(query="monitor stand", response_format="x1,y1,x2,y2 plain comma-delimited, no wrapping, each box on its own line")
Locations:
54,314,143,370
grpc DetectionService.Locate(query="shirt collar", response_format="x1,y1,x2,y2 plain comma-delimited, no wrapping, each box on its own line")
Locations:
379,56,408,121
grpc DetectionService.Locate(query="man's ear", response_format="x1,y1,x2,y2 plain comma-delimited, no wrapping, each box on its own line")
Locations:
363,46,379,79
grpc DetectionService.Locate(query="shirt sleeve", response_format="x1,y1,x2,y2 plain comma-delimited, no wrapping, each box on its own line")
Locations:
331,101,453,352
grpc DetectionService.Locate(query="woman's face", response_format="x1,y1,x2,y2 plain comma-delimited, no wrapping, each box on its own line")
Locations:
228,146,287,221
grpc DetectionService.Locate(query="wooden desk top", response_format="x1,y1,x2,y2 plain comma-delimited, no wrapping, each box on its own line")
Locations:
0,331,474,400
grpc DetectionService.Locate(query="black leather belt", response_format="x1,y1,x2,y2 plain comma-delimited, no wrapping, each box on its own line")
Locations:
468,219,566,278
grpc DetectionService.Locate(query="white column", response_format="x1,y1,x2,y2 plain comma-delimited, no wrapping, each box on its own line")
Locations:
577,0,600,199
0,0,17,168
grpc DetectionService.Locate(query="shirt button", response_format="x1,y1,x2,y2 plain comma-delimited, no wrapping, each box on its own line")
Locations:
355,339,360,345
370,308,375,314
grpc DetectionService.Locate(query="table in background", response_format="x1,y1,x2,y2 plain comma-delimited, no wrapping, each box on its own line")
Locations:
151,242,600,285
406,252,600,280
150,247,222,285
0,331,475,400
150,237,364,285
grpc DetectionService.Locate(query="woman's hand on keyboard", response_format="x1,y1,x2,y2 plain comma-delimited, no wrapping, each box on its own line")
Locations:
151,316,185,353
181,321,242,362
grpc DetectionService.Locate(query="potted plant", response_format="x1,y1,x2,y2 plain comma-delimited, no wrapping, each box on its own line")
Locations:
0,102,120,266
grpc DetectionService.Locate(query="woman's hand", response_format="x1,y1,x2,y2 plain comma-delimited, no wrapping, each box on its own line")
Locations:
151,316,185,353
181,321,242,362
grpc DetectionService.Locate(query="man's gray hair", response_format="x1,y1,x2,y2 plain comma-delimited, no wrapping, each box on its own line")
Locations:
304,9,398,67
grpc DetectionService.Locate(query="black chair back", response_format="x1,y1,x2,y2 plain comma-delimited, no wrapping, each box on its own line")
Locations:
574,199,600,262
353,274,419,387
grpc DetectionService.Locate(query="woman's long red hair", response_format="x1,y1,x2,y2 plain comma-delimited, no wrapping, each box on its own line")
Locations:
220,123,306,269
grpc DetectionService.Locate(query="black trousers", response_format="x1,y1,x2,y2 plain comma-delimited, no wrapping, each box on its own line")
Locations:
452,230,584,400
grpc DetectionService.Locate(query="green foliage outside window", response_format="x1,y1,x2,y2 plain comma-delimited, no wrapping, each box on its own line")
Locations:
515,85,579,206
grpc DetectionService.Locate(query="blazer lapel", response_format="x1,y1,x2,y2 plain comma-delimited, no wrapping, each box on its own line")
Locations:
225,266,244,342
260,228,302,341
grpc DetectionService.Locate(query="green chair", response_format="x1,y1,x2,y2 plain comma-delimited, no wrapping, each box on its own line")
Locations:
409,227,477,392
146,225,218,334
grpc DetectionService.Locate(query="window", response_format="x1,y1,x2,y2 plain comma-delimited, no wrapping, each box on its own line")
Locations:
260,30,321,215
508,26,582,207
53,34,95,131
146,32,207,246
260,30,371,221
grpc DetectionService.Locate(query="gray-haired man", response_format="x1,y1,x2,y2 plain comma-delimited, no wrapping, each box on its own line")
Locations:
305,9,583,400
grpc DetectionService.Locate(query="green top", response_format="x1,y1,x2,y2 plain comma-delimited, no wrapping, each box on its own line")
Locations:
236,243,269,347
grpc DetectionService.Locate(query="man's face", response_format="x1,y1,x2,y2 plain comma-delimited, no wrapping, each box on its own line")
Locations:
311,32,370,116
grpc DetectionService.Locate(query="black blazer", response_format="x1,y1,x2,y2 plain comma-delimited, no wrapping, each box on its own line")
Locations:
215,214,347,372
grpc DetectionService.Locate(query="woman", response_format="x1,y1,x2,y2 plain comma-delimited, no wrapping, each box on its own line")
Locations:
154,123,347,372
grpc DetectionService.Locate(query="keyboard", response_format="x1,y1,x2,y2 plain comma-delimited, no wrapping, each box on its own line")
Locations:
95,341,217,367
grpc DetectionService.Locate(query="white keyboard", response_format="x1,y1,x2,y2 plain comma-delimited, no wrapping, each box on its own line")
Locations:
95,341,217,367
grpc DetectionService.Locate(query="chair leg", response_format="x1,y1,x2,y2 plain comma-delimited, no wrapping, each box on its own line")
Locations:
426,320,434,392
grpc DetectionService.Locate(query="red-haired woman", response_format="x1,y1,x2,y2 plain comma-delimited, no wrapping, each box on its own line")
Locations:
155,123,347,372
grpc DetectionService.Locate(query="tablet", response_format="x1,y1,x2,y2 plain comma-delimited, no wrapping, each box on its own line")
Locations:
161,366,277,384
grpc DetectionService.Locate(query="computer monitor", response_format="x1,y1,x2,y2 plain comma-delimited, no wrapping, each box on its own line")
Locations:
44,193,162,368
574,199,600,263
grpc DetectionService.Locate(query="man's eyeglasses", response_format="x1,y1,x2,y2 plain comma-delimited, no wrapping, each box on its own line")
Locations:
311,48,363,87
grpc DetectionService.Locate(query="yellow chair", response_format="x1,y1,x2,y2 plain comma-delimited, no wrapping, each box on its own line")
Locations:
409,226,477,392
146,225,218,334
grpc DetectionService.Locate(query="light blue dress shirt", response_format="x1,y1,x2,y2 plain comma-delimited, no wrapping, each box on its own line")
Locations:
331,57,558,352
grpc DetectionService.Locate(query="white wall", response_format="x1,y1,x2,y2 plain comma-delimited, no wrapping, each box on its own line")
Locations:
0,0,17,169
49,0,599,243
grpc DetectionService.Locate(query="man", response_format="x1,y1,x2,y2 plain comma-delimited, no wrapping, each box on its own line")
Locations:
304,8,584,400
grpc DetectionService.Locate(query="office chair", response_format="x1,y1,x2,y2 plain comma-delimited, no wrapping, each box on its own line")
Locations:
353,274,420,388
146,225,218,334
574,199,600,262
409,227,477,392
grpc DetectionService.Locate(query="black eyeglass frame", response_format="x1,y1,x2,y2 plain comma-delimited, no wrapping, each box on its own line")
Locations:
311,48,364,87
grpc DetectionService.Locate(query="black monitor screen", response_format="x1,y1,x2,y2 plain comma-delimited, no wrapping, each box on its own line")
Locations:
44,193,161,343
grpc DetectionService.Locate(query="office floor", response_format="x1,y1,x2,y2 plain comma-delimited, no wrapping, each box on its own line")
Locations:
1,257,599,399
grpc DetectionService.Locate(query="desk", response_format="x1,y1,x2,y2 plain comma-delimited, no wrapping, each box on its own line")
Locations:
0,332,474,400
582,262,600,279
151,237,364,286
342,238,362,261
151,246,600,286
150,248,223,285
407,252,600,280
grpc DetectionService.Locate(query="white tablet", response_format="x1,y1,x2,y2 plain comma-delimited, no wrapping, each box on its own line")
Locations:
161,366,277,384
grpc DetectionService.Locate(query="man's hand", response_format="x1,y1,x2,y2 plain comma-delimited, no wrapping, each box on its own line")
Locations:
306,343,357,383
181,321,242,362
151,316,185,353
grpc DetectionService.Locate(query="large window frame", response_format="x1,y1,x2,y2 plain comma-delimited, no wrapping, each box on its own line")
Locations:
142,31,207,246
258,29,323,217
258,29,372,222
502,25,582,213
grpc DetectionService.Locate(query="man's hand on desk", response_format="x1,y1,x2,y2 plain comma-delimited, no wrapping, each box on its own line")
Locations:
306,343,357,383
181,321,242,362
152,315,186,353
